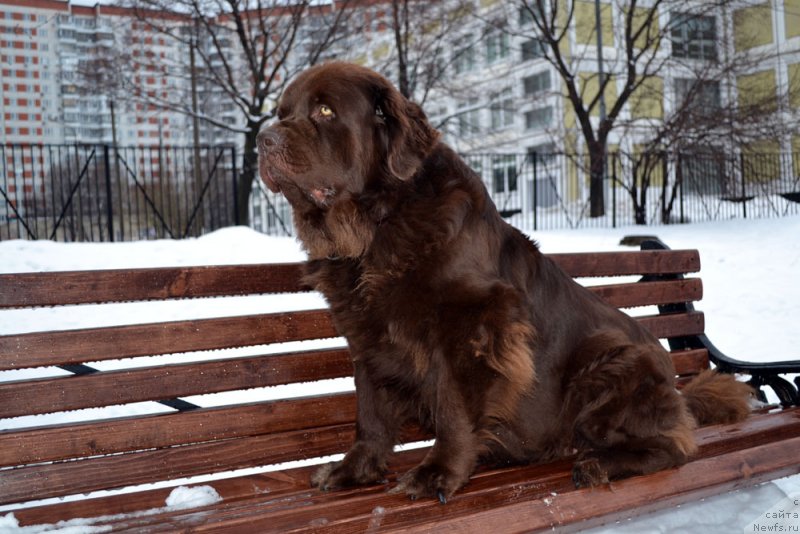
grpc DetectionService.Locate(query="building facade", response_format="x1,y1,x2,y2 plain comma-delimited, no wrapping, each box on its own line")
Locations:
1,0,194,146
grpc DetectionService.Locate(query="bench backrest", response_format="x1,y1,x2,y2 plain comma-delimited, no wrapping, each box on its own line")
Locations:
0,249,708,508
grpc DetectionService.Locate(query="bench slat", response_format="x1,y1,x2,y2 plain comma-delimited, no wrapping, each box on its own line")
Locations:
637,311,704,339
0,348,352,418
9,465,319,527
0,424,357,506
0,306,703,372
0,310,340,371
0,250,699,309
550,249,700,278
0,393,357,468
592,279,701,308
671,349,709,377
0,264,307,308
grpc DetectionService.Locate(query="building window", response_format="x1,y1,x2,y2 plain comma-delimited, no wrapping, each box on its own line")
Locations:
519,6,534,27
525,106,553,130
486,31,509,64
523,70,551,96
457,98,481,138
492,155,518,194
670,13,717,61
521,38,545,61
674,78,721,116
490,88,514,130
680,150,725,195
453,38,476,74
519,3,548,28
527,143,557,165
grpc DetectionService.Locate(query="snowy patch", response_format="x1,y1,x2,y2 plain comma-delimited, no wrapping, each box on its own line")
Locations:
164,485,222,511
0,486,222,533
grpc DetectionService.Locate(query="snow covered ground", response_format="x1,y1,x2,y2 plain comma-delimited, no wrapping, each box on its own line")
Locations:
0,215,798,533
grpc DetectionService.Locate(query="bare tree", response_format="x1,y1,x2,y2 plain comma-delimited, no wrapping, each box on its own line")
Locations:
610,5,800,224
515,0,740,218
383,0,482,104
115,0,354,225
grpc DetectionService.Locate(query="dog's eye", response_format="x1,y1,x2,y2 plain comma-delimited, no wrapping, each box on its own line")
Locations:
319,105,334,118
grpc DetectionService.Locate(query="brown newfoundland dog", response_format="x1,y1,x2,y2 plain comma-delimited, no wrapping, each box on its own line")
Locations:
257,62,752,503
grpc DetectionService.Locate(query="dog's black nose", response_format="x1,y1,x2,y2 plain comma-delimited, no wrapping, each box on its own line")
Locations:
257,128,282,150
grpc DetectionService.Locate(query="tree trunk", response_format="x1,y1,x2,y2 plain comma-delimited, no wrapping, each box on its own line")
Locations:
237,123,259,226
661,153,680,224
588,143,606,218
629,156,646,225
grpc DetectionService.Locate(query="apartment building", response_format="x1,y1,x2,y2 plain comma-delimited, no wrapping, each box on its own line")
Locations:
1,0,193,146
0,0,53,144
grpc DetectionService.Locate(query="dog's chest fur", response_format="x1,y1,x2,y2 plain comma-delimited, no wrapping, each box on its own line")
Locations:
307,255,441,366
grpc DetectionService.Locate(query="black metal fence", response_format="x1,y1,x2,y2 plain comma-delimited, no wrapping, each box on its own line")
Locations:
1,144,238,242
460,150,800,231
3,144,799,242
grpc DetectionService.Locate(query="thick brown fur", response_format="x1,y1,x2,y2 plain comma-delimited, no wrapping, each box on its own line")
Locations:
256,62,753,501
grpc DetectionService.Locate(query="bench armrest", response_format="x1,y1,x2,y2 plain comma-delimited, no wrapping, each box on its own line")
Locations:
640,239,800,407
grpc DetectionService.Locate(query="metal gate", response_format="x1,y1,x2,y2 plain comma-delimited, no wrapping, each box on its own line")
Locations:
1,144,238,242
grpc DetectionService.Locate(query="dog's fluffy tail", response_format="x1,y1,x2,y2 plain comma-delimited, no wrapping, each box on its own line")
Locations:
682,369,753,426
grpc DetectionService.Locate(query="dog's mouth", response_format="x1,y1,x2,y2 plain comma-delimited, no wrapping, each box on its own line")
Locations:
259,158,337,209
258,147,338,209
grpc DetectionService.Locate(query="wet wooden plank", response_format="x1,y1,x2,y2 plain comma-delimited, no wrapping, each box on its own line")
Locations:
0,250,700,309
10,453,432,529
637,311,704,339
0,309,338,371
10,469,315,528
592,279,702,308
0,424,356,506
671,349,710,376
0,392,357,467
0,264,307,308
0,349,352,418
0,306,704,374
550,250,700,278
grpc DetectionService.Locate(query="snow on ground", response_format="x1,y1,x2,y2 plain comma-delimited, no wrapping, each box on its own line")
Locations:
0,216,798,533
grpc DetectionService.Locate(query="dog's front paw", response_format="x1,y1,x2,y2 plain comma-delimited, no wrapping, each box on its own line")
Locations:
572,456,609,488
389,463,468,504
311,452,387,491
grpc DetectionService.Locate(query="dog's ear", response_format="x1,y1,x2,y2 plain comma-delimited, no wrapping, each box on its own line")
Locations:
373,80,440,182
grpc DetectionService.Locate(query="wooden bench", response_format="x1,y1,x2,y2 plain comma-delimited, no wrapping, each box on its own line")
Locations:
1,240,798,532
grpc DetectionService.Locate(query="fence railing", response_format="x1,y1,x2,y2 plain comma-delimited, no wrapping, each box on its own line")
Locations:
3,144,799,242
1,144,238,242
458,150,800,231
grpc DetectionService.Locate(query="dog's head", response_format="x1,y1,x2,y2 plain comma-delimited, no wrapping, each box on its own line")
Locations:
257,62,439,231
